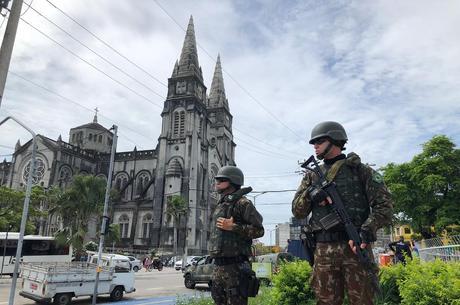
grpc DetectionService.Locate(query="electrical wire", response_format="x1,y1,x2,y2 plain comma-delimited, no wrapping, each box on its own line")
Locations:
152,0,305,142
20,0,33,16
19,18,163,110
44,0,168,88
26,4,166,100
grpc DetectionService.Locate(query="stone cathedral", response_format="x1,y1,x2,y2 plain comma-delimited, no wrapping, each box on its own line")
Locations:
0,17,236,255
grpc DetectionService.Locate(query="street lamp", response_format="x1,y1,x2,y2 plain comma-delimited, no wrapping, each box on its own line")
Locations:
0,116,37,305
247,191,267,206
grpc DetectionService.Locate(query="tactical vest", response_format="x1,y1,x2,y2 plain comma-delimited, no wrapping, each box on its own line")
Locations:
310,161,370,231
209,197,252,257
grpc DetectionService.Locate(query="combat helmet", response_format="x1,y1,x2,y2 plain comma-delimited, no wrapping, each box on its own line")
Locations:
215,166,244,186
309,121,348,144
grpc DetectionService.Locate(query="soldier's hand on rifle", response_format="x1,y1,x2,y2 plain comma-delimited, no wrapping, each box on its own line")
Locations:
348,240,367,255
217,217,235,231
307,186,332,206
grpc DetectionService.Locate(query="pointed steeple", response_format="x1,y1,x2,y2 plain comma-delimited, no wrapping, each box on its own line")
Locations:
176,16,202,80
15,139,21,151
57,134,62,142
171,60,179,77
208,54,229,110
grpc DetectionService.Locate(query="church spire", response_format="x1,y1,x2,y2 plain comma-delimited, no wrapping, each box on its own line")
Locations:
93,107,99,123
176,16,202,80
208,54,228,110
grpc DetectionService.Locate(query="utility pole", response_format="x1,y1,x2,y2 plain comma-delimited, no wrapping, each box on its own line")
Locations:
0,0,24,109
92,125,117,305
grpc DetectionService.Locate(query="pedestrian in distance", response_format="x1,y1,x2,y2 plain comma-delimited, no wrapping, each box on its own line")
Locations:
292,121,394,305
388,236,413,265
209,166,264,305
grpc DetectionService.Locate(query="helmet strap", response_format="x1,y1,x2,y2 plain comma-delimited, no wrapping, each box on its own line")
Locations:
317,142,333,160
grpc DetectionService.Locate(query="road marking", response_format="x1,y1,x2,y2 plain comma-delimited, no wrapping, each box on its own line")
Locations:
145,286,183,290
136,300,174,305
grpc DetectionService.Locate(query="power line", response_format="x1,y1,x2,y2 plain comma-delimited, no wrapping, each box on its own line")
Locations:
9,71,156,144
26,4,166,100
235,136,299,159
19,18,163,110
20,0,33,16
44,0,168,88
152,0,304,141
236,142,293,161
234,126,304,158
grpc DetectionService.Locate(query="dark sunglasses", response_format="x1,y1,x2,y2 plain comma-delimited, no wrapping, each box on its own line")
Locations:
312,138,328,145
215,178,229,183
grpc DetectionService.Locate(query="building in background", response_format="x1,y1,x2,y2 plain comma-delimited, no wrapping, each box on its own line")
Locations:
3,17,236,255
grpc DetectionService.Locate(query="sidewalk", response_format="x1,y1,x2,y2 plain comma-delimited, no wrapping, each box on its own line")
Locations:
0,276,12,285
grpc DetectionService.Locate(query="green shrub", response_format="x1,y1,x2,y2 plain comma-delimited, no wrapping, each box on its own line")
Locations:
270,260,315,305
399,259,460,305
377,258,460,305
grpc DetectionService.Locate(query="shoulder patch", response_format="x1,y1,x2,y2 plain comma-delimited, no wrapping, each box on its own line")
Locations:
372,171,384,184
238,197,251,205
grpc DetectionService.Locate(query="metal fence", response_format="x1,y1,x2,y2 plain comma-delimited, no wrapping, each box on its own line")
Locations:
417,235,460,262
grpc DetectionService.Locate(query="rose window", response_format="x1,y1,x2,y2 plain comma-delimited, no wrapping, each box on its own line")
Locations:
22,158,46,184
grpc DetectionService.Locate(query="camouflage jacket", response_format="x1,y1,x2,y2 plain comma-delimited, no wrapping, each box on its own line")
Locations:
209,188,264,257
292,153,393,237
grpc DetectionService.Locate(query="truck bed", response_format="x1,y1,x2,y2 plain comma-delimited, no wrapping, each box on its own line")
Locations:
21,262,113,283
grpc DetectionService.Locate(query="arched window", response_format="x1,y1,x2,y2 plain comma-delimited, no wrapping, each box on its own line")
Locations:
115,173,129,199
89,133,93,141
58,166,72,189
136,172,150,196
98,135,102,143
173,110,186,137
119,214,130,238
142,213,153,238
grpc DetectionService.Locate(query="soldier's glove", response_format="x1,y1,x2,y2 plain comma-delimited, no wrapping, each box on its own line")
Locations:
307,186,328,205
359,228,376,244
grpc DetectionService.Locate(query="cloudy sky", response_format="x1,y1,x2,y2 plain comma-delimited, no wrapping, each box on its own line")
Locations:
1,0,459,244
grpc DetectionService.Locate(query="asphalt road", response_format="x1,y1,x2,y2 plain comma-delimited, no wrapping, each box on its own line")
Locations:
0,267,211,305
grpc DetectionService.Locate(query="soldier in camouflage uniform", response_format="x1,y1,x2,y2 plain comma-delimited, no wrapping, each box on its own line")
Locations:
209,166,264,305
292,121,393,305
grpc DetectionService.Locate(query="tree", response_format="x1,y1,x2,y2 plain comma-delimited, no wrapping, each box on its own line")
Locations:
0,186,51,233
104,223,121,250
53,175,106,258
383,135,460,236
165,195,187,256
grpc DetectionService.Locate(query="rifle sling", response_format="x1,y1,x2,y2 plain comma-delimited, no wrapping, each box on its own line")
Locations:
325,159,346,182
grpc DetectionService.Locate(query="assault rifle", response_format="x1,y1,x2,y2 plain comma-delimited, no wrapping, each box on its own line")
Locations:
301,155,381,294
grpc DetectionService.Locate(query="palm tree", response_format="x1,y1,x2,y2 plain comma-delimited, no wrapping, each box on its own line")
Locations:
104,223,121,252
53,175,106,259
165,195,187,256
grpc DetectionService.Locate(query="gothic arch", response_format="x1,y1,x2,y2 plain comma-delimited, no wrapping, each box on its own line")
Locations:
114,172,130,199
135,170,151,196
58,165,73,189
141,213,153,238
172,107,186,137
118,214,130,238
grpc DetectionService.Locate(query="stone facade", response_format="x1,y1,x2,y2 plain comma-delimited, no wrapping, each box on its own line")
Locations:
3,17,235,255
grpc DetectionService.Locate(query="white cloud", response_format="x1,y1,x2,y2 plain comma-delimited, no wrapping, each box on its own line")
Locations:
0,0,459,244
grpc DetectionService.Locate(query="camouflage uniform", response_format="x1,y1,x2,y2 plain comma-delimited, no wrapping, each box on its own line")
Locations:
209,188,264,305
292,153,393,305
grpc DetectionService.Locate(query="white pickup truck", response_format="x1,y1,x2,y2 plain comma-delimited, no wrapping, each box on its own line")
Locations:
19,253,136,305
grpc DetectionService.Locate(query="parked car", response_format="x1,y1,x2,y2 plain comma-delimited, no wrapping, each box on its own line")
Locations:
183,255,214,289
126,256,142,272
175,256,200,271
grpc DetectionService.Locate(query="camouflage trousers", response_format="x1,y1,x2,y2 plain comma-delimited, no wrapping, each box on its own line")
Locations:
211,261,250,305
311,241,378,305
